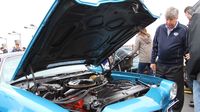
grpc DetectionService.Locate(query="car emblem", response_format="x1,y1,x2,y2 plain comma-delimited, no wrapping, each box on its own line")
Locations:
174,32,179,36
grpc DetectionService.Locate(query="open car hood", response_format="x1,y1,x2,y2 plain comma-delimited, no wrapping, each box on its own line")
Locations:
14,0,157,80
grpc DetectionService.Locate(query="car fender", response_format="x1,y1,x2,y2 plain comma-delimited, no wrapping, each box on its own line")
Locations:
0,82,69,112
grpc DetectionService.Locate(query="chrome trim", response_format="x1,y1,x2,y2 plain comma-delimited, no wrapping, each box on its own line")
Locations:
166,99,179,112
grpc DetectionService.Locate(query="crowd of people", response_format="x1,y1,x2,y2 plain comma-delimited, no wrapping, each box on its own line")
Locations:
0,42,26,54
131,5,200,112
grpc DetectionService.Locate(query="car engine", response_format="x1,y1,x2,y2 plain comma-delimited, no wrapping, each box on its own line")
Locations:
13,71,150,112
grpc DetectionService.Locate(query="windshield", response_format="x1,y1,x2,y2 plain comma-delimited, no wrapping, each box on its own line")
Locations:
1,54,88,83
1,55,22,82
13,65,89,83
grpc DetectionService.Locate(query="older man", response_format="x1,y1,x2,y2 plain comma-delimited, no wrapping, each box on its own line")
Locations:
150,7,188,112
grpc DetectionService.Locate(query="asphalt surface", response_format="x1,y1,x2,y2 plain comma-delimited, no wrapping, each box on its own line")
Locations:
182,93,194,112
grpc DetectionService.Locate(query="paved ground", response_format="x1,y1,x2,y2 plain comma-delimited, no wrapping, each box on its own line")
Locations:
182,93,194,112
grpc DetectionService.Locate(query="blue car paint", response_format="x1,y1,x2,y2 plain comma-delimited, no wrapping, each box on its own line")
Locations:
75,0,125,6
0,71,175,112
102,95,161,112
102,71,175,112
1,72,174,112
102,85,172,112
88,65,104,73
0,83,69,112
1,0,175,112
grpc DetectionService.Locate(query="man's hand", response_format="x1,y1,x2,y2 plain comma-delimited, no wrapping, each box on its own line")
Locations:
150,64,157,72
184,53,190,60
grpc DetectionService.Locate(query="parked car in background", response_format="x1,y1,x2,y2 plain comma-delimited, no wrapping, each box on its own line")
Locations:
0,0,178,112
113,47,139,72
0,52,24,83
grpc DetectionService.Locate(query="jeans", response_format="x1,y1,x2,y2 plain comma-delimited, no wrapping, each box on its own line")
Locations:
184,66,193,89
137,62,152,74
193,74,200,112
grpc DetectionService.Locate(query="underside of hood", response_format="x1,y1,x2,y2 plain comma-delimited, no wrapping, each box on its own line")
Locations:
14,0,157,80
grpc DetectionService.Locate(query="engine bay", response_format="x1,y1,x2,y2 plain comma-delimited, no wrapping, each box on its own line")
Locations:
13,71,150,112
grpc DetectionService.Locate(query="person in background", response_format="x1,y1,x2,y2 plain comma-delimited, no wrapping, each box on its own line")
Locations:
186,1,200,111
12,43,22,52
0,48,3,54
131,28,152,74
0,44,8,53
184,5,194,107
184,6,194,27
150,7,188,112
22,47,26,51
0,47,8,53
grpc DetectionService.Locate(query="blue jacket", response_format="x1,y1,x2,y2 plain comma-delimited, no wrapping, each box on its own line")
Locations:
151,22,188,65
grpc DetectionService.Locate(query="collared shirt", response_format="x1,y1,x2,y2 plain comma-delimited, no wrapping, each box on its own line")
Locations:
165,22,178,36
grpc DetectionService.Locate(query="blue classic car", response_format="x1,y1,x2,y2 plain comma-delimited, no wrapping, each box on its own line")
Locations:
0,0,178,112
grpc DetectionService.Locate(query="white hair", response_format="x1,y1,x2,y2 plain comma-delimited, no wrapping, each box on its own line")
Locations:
165,7,179,19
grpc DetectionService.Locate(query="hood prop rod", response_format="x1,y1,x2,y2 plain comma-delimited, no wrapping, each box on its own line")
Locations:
29,65,38,94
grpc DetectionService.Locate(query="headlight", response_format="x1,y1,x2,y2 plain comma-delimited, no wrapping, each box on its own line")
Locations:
170,83,177,100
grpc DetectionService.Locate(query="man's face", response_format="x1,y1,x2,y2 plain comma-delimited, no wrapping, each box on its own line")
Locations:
185,12,192,21
165,18,177,29
15,44,20,48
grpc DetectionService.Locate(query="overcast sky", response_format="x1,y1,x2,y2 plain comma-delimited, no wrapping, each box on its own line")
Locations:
0,0,54,50
0,0,199,49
